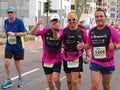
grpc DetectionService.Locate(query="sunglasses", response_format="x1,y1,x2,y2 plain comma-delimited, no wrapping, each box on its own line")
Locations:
7,12,14,14
67,18,76,22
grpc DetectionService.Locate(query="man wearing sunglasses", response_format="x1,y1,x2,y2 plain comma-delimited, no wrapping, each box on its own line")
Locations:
53,12,87,90
30,14,62,90
1,7,27,89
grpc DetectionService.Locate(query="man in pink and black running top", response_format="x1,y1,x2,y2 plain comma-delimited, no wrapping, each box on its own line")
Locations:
30,14,62,90
54,12,87,90
84,8,120,90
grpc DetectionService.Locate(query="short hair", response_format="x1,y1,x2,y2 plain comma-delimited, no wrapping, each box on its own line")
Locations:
80,21,83,23
95,8,107,17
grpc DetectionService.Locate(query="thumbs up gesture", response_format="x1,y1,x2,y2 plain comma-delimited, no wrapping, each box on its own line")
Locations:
109,39,115,50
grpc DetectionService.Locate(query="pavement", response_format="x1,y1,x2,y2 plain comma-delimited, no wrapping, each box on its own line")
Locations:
0,38,120,89
0,39,42,57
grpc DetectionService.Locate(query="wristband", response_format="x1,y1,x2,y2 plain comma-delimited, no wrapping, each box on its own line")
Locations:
114,44,116,50
55,29,58,32
14,33,17,36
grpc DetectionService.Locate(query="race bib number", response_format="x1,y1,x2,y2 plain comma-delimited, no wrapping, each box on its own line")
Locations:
8,36,17,44
67,59,79,68
93,46,106,59
44,63,54,68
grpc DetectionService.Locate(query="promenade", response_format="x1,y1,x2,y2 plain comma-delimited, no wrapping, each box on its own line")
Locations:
0,39,120,90
0,40,42,57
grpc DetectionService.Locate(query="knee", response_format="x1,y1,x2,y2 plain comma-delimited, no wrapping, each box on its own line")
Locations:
103,85,110,90
91,83,99,90
47,79,53,84
4,60,10,67
72,79,78,85
53,78,60,83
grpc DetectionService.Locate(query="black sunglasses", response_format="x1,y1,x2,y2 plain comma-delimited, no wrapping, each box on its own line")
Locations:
7,12,14,14
68,18,76,22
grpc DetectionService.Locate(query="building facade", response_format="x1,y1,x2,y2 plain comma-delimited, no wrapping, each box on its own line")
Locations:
0,0,71,30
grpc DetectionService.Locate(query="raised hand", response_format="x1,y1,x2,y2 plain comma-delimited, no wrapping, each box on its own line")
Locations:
37,16,44,25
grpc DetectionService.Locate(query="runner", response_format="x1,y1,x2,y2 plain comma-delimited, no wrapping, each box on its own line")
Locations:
30,14,62,90
1,7,27,89
84,8,120,90
53,12,87,90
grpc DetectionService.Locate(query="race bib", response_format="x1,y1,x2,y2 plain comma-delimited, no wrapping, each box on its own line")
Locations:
67,59,79,68
8,36,17,44
44,63,54,68
93,46,106,59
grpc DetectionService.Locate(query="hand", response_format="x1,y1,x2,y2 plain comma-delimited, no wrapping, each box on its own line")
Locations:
84,55,90,64
7,32,16,36
37,18,44,25
77,41,84,50
109,39,114,50
53,23,60,30
2,33,6,38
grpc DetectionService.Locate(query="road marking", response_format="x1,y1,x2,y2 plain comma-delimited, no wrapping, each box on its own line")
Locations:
45,76,66,90
30,49,41,52
23,75,46,90
0,52,4,57
11,68,40,80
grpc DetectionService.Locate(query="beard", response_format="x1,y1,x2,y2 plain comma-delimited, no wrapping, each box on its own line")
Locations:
69,23,76,29
52,25,59,30
96,22,104,27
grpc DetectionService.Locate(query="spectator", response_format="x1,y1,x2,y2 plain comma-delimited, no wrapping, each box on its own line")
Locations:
78,21,87,30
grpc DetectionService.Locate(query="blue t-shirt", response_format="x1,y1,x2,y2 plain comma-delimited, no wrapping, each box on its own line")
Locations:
4,17,26,51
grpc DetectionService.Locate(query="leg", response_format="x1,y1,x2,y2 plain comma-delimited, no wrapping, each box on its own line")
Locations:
1,49,13,89
78,56,83,82
65,73,72,90
46,74,55,90
71,72,79,90
4,58,11,79
91,70,101,90
14,50,24,87
14,50,24,78
14,60,22,78
102,73,112,90
52,72,61,90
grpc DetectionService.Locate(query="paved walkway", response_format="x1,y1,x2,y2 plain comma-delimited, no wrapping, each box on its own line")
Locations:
0,40,42,57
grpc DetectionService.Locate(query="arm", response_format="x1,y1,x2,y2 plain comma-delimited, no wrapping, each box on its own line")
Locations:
115,43,120,49
30,19,43,35
109,42,120,50
7,32,26,37
15,32,26,37
52,30,60,40
2,27,6,38
52,21,61,40
84,49,90,64
109,26,120,50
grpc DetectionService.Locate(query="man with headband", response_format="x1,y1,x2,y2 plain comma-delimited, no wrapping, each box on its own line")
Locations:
53,12,88,90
